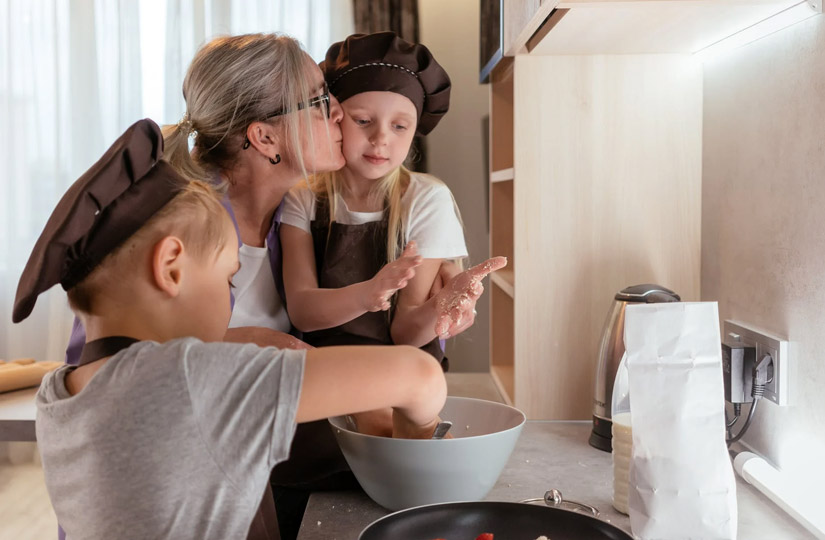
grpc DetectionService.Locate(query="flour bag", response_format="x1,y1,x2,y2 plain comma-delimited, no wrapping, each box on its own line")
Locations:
624,302,737,539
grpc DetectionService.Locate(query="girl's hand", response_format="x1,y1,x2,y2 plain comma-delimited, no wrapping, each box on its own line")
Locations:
433,257,508,339
362,242,422,312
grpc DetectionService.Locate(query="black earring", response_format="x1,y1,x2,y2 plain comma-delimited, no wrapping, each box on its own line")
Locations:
269,154,281,165
243,136,251,150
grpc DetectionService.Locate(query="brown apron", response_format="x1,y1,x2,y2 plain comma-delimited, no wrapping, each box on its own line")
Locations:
270,196,445,490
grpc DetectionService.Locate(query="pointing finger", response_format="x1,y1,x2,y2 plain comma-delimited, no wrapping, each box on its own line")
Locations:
466,256,508,280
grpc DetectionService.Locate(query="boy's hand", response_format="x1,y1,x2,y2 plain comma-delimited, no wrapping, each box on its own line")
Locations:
351,408,394,437
433,257,508,339
362,242,422,312
392,411,451,439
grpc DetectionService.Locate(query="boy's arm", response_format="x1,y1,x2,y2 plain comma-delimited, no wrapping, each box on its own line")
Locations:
280,224,421,332
296,345,447,438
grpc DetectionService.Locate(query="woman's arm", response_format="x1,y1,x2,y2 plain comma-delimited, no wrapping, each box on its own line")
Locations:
223,326,312,350
280,224,422,332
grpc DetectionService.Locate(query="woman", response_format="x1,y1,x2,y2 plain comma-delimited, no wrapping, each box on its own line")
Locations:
63,33,489,539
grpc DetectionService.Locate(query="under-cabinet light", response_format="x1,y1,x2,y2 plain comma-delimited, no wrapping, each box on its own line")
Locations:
694,1,821,62
733,451,825,539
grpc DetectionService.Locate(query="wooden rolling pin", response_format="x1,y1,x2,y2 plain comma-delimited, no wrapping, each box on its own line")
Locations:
0,360,63,393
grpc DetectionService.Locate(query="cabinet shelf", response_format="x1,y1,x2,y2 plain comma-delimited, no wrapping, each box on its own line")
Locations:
490,270,514,299
491,365,514,406
491,168,515,183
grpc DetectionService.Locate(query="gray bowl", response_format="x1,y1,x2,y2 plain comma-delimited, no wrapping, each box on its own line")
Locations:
329,396,526,511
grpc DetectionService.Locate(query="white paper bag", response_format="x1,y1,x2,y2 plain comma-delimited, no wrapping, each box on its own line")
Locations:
624,302,737,539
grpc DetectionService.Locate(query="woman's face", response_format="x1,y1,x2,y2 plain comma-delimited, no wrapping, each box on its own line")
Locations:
290,58,345,175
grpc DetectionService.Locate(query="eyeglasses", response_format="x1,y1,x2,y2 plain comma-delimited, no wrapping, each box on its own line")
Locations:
243,84,331,150
265,83,331,120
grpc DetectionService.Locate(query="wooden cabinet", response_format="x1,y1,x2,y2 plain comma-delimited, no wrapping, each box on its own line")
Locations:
486,0,805,419
480,0,547,82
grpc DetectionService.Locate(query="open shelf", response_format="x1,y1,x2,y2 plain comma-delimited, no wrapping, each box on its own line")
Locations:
491,365,514,407
490,269,514,298
490,281,514,405
490,167,515,183
490,60,514,172
491,180,514,270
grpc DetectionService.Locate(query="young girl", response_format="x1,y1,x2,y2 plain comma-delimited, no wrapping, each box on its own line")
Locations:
280,32,505,427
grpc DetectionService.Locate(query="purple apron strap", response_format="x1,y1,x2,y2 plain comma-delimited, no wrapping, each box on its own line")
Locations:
266,202,286,305
266,202,302,340
65,318,86,366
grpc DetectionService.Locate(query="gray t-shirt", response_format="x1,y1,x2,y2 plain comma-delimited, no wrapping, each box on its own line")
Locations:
36,338,305,540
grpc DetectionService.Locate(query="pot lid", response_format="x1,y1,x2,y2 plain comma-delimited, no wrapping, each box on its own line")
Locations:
614,284,680,303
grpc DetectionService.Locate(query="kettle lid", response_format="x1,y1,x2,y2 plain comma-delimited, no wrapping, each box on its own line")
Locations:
615,283,680,303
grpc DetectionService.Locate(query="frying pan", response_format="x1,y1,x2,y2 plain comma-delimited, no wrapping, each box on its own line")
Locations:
359,501,632,540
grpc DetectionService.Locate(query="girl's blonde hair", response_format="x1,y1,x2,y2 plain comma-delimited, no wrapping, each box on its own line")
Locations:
161,33,321,182
310,166,465,270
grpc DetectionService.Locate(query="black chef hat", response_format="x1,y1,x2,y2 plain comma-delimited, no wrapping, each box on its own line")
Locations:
321,31,451,135
13,119,185,323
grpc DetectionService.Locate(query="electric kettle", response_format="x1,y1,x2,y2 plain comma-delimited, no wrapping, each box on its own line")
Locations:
588,284,680,452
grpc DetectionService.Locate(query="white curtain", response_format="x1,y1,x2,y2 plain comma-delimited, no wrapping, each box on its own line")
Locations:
0,0,354,363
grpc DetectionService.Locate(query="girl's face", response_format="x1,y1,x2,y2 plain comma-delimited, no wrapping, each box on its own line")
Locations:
339,91,418,181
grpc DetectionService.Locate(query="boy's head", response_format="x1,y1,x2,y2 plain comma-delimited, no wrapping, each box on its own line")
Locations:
321,32,451,136
14,119,238,342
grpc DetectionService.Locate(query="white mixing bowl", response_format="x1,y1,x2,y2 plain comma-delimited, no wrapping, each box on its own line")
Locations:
329,396,526,511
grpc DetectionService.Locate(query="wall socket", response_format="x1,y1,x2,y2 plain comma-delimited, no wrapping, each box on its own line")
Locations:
723,320,789,406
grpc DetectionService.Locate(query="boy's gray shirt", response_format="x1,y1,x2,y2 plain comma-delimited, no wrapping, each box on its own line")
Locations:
36,338,305,540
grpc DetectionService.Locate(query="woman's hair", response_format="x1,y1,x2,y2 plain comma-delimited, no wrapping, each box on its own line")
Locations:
68,180,230,315
161,33,320,182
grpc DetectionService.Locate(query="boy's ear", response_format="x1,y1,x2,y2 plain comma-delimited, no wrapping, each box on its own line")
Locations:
151,236,185,297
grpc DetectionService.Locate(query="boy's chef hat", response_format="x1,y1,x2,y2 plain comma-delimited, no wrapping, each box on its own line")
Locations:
321,31,451,135
13,119,185,323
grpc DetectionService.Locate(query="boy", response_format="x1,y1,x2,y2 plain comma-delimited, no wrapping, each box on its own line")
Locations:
13,119,446,539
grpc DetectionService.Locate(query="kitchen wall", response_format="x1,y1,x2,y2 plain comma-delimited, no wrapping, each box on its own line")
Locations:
419,0,491,372
702,15,825,487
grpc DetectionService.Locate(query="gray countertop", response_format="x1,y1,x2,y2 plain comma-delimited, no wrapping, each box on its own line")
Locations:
2,373,815,539
297,421,815,540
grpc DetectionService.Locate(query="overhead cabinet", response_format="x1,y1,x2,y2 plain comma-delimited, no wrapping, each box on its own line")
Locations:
483,0,802,419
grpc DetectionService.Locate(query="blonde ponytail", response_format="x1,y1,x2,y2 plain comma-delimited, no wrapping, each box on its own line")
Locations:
161,122,206,183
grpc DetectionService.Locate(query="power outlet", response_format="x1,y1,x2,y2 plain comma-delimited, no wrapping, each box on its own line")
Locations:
723,320,789,406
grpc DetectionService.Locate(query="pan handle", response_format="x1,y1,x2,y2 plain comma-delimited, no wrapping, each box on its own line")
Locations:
520,489,600,517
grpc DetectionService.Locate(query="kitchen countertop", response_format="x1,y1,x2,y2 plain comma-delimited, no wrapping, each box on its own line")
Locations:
296,421,815,540
0,386,37,441
2,374,815,538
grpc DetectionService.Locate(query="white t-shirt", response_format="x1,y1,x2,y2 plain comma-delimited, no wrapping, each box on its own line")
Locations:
228,242,291,332
281,172,468,260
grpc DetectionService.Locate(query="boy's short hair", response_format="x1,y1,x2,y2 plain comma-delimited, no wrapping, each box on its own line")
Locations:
67,180,230,315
